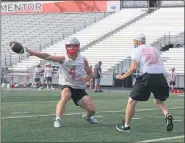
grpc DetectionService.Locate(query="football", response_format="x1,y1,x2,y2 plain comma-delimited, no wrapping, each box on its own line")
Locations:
10,41,24,54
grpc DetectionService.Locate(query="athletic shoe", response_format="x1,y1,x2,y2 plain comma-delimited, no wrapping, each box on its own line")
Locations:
116,121,131,132
82,114,97,124
54,119,61,128
94,90,98,92
165,113,173,132
99,89,103,92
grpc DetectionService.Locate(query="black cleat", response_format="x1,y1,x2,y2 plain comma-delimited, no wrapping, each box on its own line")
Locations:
165,114,174,132
99,90,103,92
116,121,130,132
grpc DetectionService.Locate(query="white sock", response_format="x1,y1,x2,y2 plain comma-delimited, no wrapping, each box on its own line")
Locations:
124,123,130,128
56,116,61,121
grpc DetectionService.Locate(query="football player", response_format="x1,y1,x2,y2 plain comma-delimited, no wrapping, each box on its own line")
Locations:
25,37,97,128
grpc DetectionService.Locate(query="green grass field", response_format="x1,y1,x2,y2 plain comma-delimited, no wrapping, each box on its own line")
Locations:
1,89,184,142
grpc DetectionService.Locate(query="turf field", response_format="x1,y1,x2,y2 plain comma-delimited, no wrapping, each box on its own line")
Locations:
1,89,184,142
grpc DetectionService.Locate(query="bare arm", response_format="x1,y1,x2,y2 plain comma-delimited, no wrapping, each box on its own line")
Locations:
98,70,102,76
116,60,137,80
25,48,65,63
81,58,93,82
39,69,44,73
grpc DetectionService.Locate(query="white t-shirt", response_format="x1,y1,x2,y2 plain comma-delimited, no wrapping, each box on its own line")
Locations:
59,54,86,89
33,68,42,79
169,71,177,82
131,44,166,75
44,67,52,77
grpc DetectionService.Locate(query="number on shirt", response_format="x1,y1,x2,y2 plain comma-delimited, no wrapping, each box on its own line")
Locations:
68,66,76,78
142,48,159,65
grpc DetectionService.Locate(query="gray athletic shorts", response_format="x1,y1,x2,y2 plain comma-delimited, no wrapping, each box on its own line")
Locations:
95,78,101,85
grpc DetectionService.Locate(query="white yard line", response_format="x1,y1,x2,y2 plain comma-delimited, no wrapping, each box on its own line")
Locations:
12,112,28,114
137,135,184,142
174,120,183,122
1,107,184,120
3,101,57,103
93,116,102,118
132,118,140,120
2,94,184,103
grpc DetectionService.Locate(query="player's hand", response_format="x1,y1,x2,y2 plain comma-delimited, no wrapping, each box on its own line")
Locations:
25,47,35,56
116,74,123,80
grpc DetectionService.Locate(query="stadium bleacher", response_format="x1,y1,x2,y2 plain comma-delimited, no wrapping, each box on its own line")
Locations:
80,7,184,73
7,8,148,71
1,12,111,65
2,7,184,75
161,47,184,74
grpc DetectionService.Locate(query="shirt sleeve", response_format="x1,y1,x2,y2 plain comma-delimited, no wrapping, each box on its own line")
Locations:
131,49,140,64
97,66,101,73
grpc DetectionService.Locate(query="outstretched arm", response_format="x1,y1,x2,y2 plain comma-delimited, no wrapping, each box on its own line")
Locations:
25,48,65,63
116,60,137,80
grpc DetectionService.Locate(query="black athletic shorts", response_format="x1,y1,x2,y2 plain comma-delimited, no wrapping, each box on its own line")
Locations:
61,85,88,106
170,81,176,86
46,77,52,82
130,73,169,101
34,78,41,82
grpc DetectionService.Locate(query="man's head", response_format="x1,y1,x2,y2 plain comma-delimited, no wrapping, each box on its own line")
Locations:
37,65,40,68
98,61,102,66
48,64,51,68
133,33,146,48
172,67,175,72
65,37,80,57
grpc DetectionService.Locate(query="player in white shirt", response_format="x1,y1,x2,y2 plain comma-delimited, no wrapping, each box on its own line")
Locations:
25,37,97,128
44,63,54,90
33,65,43,88
40,64,47,89
116,34,173,132
169,67,177,90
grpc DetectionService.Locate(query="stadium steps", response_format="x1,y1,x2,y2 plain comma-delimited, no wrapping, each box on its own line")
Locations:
2,12,111,67
8,8,148,72
80,7,184,73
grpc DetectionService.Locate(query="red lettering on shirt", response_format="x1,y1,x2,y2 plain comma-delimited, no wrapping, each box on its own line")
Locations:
142,48,159,65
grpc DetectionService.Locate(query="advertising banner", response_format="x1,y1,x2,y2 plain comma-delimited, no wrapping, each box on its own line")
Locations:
1,1,120,15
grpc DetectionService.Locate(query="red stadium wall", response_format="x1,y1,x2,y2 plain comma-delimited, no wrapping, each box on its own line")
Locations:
1,1,115,15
